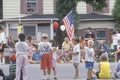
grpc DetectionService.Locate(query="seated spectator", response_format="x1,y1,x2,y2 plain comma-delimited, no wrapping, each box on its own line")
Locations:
80,36,86,48
115,59,120,78
62,37,72,63
98,41,109,58
111,39,120,62
8,54,16,80
92,55,111,79
0,54,23,80
28,44,41,64
85,28,95,41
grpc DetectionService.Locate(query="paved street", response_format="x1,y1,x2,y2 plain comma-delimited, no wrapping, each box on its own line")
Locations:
0,63,116,80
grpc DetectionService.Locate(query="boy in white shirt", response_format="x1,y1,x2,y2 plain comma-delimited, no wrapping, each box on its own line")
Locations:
84,40,95,80
70,37,80,79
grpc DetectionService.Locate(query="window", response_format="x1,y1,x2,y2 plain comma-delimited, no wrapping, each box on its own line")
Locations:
21,0,43,14
96,30,106,40
9,24,18,40
27,0,36,13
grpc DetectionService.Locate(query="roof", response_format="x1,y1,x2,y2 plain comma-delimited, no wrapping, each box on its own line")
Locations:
21,14,56,19
78,13,113,20
2,13,114,22
21,13,113,20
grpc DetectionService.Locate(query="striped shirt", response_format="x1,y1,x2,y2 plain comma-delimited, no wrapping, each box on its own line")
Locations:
9,63,16,74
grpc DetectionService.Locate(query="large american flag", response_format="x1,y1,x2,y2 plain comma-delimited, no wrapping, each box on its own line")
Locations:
63,11,74,41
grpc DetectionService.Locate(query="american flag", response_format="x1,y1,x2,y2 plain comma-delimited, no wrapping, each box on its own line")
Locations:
62,11,74,41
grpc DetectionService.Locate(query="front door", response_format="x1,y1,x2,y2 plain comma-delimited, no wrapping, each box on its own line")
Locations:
24,26,36,39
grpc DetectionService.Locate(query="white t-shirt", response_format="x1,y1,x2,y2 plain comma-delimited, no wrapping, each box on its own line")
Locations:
117,45,120,50
84,47,95,62
15,42,29,56
112,33,120,45
52,51,57,60
0,32,6,44
72,44,80,63
38,42,52,55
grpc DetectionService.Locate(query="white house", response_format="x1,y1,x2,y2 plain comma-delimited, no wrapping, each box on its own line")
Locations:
2,0,116,44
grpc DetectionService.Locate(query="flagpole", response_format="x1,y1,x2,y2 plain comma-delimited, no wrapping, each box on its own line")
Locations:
19,0,21,25
17,0,22,35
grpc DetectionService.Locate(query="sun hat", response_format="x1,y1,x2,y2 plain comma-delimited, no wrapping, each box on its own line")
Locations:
41,33,48,38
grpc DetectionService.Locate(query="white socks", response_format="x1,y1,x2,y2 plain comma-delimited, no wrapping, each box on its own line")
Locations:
0,59,1,64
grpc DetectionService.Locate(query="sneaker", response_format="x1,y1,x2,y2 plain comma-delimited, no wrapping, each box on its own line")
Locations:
90,77,95,80
86,78,91,80
73,76,79,79
47,75,51,80
115,61,117,63
41,76,46,80
111,52,114,55
54,76,57,80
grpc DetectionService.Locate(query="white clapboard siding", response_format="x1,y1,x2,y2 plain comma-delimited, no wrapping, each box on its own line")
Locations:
43,0,54,14
77,2,87,14
109,0,115,15
3,0,20,18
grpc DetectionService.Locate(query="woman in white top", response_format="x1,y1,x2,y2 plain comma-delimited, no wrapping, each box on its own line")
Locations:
0,27,7,64
112,30,120,52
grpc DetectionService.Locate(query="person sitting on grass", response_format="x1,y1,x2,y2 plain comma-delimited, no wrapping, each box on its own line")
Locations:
98,41,109,58
9,54,23,80
111,39,120,62
8,54,16,80
28,43,41,64
92,54,111,79
0,54,23,80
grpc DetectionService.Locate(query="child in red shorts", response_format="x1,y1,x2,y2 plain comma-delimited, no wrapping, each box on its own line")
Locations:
38,33,52,80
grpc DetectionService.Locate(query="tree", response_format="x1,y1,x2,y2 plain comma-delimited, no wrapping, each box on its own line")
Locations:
55,0,107,48
112,0,120,29
55,0,107,19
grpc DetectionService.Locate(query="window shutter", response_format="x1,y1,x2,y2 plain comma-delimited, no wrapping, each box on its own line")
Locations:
36,0,43,14
20,0,27,14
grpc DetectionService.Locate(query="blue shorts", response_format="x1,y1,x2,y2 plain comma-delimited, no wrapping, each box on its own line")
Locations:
85,61,94,70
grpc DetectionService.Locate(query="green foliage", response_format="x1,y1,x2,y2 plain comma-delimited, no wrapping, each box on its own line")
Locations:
114,22,120,29
55,0,106,48
73,10,79,37
112,0,120,29
113,0,120,21
55,0,106,36
55,0,79,37
55,0,78,20
78,0,107,12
